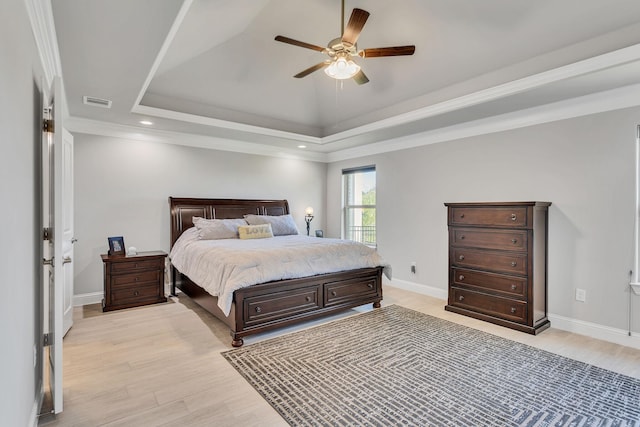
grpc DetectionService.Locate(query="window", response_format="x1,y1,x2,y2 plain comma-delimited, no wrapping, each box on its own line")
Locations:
342,166,376,246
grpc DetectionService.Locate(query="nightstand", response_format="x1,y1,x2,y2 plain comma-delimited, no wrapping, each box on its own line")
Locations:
101,251,168,312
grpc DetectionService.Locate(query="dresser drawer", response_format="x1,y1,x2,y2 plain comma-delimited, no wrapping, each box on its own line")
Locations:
244,286,321,325
325,276,379,307
452,248,527,275
449,206,528,228
111,270,161,288
450,228,528,251
451,288,527,323
111,258,164,273
111,284,161,304
451,268,526,299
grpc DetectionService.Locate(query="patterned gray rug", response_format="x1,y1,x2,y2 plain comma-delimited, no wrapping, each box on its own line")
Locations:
222,305,640,426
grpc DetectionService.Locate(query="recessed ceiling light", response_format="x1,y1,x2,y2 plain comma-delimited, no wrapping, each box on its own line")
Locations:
298,145,307,149
139,120,153,126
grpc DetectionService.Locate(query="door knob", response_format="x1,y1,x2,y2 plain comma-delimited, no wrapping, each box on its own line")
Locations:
62,256,72,264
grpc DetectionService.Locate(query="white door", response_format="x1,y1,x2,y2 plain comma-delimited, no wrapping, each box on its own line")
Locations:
60,128,74,336
43,76,66,414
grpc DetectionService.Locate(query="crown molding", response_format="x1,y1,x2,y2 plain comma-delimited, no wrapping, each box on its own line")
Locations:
24,0,62,91
64,117,328,162
327,82,640,162
132,43,640,148
68,81,640,165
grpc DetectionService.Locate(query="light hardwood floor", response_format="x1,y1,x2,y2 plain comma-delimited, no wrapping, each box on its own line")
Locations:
44,285,640,426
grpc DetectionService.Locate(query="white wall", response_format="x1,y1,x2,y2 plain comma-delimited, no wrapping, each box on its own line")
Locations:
73,134,327,296
0,0,47,425
328,107,640,336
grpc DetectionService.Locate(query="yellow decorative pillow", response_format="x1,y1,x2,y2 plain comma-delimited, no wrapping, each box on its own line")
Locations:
238,224,274,239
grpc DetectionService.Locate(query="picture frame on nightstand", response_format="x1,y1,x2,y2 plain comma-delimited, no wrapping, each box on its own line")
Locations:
107,236,125,256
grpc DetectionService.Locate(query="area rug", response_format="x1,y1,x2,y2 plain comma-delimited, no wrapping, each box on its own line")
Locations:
222,305,640,426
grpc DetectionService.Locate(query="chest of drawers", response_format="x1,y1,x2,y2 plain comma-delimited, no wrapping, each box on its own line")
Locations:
444,202,551,334
101,251,167,312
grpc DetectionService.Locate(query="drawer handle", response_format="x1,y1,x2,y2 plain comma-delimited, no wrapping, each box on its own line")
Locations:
135,277,139,282
305,296,312,302
510,307,517,313
135,263,139,268
331,291,337,296
511,238,517,244
511,284,517,290
459,255,465,261
458,295,464,301
133,291,139,296
459,275,465,281
511,213,517,221
511,261,517,267
367,283,373,289
255,306,262,313
459,234,465,240
460,213,465,218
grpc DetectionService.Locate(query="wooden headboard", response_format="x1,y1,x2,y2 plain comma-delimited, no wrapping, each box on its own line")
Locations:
169,197,290,247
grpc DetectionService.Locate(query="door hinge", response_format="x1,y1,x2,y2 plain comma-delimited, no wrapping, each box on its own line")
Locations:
43,118,55,133
43,333,53,347
43,227,52,241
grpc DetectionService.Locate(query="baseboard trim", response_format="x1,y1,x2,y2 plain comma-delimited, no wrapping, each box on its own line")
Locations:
386,279,448,301
386,280,640,350
547,312,640,350
73,292,103,307
29,379,42,427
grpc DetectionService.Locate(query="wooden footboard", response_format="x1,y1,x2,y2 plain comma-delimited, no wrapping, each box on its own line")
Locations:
173,266,383,347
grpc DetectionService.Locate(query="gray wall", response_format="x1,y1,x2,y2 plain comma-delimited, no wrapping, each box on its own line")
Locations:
328,107,640,332
73,135,327,295
0,0,46,425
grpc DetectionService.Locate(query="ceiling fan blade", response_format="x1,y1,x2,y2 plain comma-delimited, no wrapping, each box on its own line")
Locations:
352,69,369,85
359,46,416,58
342,8,369,46
274,35,325,52
294,62,330,78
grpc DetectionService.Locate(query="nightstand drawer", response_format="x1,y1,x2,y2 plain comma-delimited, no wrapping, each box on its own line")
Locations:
111,258,164,273
111,270,161,288
451,288,527,324
452,268,526,299
111,284,161,304
450,228,528,251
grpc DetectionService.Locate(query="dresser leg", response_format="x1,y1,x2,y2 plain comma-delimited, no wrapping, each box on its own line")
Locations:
373,301,381,308
231,337,244,347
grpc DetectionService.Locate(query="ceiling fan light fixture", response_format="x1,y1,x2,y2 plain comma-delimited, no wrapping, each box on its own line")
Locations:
324,56,360,80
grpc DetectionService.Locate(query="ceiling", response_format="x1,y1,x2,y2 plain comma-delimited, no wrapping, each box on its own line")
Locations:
51,0,640,159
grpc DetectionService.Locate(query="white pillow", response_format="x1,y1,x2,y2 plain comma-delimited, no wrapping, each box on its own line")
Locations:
244,214,300,236
192,217,247,240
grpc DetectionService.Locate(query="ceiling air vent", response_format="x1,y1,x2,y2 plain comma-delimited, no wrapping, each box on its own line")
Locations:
83,95,112,109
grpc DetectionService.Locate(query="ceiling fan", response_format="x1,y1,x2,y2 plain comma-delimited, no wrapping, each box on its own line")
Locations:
274,0,415,85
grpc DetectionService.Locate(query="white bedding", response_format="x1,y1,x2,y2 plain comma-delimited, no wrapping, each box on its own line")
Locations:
170,228,391,315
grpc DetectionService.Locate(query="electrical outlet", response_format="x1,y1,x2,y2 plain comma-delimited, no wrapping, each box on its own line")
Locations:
575,288,586,302
410,262,416,274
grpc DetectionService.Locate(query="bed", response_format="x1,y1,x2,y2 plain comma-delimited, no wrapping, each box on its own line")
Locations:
169,197,387,347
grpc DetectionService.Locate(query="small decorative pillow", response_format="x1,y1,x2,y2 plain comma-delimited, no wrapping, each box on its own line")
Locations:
192,217,247,240
238,224,274,240
244,214,300,236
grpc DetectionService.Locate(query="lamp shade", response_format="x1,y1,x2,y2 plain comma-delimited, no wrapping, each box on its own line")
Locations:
305,207,314,216
324,56,360,80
